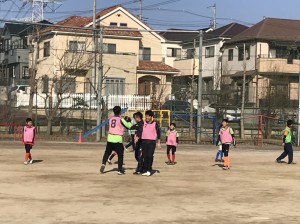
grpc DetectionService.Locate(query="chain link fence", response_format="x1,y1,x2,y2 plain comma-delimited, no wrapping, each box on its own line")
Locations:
0,79,299,144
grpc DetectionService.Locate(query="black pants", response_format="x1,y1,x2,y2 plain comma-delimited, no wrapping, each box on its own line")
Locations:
102,142,124,172
277,143,293,164
167,145,176,155
222,144,230,157
141,140,156,173
25,144,32,153
125,134,136,151
135,140,143,172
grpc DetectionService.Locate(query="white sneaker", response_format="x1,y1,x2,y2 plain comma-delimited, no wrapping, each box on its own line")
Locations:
142,171,151,176
29,159,33,164
117,171,123,175
107,160,112,165
24,160,29,165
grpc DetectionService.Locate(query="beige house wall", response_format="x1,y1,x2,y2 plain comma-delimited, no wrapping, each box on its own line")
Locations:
258,58,300,73
99,8,163,62
222,44,256,75
161,42,182,67
173,59,194,76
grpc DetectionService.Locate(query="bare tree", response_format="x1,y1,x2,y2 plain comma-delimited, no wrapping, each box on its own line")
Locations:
28,25,43,118
35,38,93,135
260,74,289,138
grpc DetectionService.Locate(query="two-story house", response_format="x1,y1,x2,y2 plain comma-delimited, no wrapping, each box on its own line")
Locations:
32,4,179,108
166,23,247,102
221,18,300,109
1,23,30,88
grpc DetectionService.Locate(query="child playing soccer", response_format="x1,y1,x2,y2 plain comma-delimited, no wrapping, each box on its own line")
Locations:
140,110,161,176
276,119,295,164
215,140,224,162
131,112,144,174
215,124,224,162
124,113,137,152
216,118,235,170
100,106,132,175
166,123,179,165
22,118,36,165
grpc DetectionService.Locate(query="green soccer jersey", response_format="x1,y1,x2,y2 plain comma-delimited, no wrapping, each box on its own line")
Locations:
107,118,132,143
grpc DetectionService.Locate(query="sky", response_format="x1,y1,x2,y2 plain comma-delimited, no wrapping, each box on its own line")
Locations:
1,0,300,30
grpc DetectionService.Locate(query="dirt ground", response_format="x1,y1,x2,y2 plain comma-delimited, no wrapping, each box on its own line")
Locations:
0,141,299,224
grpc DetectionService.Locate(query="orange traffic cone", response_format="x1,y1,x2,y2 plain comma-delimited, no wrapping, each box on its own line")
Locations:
78,132,82,144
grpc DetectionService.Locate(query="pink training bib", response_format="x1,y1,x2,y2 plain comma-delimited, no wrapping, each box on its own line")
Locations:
220,127,233,144
23,126,36,144
108,116,124,135
166,130,177,146
141,121,157,140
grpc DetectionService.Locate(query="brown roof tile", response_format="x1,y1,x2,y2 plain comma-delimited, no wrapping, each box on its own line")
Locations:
43,15,142,37
227,18,300,44
205,23,248,39
137,61,180,73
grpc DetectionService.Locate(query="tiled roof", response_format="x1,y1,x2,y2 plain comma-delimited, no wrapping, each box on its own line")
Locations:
57,16,91,27
4,23,30,35
205,23,248,39
226,18,300,44
103,26,142,37
95,5,123,21
44,15,142,37
137,61,180,73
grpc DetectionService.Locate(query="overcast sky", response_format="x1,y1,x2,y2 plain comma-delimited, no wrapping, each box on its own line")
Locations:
1,0,300,30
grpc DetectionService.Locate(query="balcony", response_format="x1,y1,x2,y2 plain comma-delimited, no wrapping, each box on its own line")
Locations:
258,58,300,74
63,51,93,72
173,58,198,76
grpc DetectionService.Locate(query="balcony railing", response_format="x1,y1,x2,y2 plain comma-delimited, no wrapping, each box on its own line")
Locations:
258,58,300,74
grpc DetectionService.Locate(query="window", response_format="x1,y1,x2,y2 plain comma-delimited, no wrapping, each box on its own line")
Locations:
238,46,250,61
228,49,234,61
43,41,50,57
186,48,195,59
110,22,118,26
167,48,181,58
120,23,127,27
22,66,29,78
105,78,125,95
139,47,151,61
103,43,116,54
205,46,215,58
69,41,86,52
42,76,49,93
55,77,76,94
0,41,3,52
0,68,6,79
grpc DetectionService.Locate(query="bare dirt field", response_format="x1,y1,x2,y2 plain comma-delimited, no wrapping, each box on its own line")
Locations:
0,141,299,224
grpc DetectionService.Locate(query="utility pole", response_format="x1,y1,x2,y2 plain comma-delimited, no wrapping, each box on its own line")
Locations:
139,0,142,20
196,30,203,144
213,3,216,30
208,3,216,30
96,28,103,142
92,0,98,88
298,73,300,146
240,43,246,139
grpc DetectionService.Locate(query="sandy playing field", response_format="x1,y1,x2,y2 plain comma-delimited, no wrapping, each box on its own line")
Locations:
0,141,299,224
